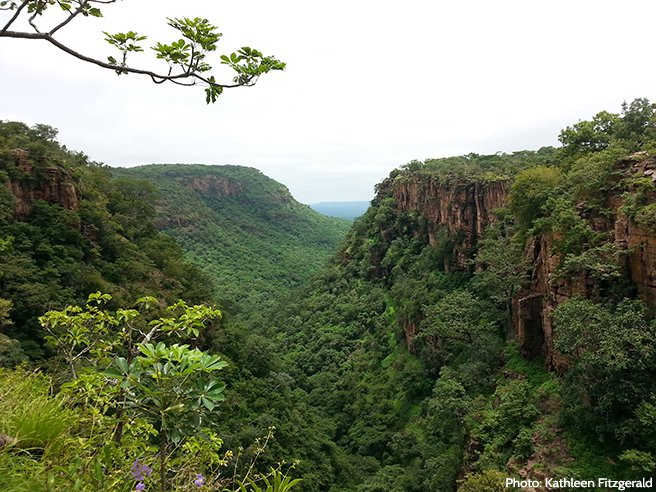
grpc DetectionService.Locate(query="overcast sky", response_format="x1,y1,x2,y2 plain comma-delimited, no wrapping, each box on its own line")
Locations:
2,0,656,203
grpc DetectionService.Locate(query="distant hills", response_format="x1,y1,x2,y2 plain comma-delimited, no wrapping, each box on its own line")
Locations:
307,201,369,220
112,164,351,319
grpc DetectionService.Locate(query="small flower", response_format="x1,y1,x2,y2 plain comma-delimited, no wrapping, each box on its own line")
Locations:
136,483,145,491
194,474,206,487
131,459,153,481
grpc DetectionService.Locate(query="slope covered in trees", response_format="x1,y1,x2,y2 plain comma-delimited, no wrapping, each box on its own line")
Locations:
250,98,656,490
111,164,351,321
0,121,214,365
2,99,656,491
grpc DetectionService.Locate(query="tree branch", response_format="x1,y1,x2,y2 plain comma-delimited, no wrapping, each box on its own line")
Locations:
0,29,251,89
49,0,88,35
1,0,28,33
1,5,283,102
28,1,44,34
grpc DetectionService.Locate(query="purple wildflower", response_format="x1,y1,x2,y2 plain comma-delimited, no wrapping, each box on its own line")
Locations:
136,484,145,491
131,459,153,481
194,474,206,487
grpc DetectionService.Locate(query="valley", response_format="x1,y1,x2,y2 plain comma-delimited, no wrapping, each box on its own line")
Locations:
2,99,656,491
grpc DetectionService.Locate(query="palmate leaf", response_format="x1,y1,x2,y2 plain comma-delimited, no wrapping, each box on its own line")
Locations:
200,353,228,371
189,378,226,410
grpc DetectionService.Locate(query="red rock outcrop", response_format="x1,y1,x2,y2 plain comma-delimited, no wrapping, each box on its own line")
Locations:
184,176,243,197
3,150,79,218
384,175,509,270
380,157,656,373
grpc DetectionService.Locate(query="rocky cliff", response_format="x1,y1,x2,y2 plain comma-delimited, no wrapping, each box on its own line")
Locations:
382,174,509,271
184,175,243,198
3,149,80,218
380,157,656,373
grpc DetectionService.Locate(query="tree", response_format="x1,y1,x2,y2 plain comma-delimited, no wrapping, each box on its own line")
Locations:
0,1,285,103
421,290,499,358
472,222,529,332
42,292,228,492
508,166,563,230
552,296,656,447
558,110,620,158
614,98,656,148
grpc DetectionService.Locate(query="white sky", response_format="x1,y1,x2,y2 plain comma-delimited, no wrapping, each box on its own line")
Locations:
1,0,655,203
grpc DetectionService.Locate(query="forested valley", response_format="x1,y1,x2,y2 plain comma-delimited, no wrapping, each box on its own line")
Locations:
2,99,656,492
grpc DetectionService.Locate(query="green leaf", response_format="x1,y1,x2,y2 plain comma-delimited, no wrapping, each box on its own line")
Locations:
164,403,185,413
103,368,123,379
115,357,129,374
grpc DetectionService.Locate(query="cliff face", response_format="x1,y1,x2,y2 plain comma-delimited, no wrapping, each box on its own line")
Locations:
386,175,509,270
381,158,656,373
184,176,243,198
183,174,294,204
3,149,80,218
518,157,656,372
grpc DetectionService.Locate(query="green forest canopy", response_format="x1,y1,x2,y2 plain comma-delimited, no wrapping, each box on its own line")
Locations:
1,98,656,490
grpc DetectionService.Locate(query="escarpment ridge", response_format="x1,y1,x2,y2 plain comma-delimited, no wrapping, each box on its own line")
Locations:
373,154,656,372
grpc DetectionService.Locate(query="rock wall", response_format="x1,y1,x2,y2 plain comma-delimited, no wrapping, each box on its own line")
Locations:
184,176,243,197
381,158,656,373
3,150,79,218
384,175,509,270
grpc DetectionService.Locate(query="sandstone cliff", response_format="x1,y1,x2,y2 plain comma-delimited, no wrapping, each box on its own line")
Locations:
3,149,80,218
379,157,656,373
184,175,243,198
385,174,509,271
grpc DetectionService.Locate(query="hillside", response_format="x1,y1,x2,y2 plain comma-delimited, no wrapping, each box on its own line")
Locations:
2,100,656,492
254,98,656,490
111,164,351,320
0,121,214,363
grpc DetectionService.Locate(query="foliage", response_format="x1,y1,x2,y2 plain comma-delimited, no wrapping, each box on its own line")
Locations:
237,467,302,492
0,291,303,492
421,290,499,358
558,98,656,164
534,197,602,257
457,470,521,492
472,222,529,329
395,148,558,184
0,367,73,451
558,110,620,157
508,166,563,230
552,296,656,479
112,164,351,323
0,1,285,103
0,121,214,363
565,148,624,213
5,97,656,492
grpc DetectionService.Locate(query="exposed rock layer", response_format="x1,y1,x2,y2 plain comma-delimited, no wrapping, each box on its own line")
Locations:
387,175,509,270
379,158,656,373
184,176,243,198
3,150,79,217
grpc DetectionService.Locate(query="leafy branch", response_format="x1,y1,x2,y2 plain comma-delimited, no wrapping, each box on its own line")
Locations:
0,1,285,103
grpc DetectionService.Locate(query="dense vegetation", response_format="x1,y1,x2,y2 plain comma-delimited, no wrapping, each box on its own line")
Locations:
248,98,656,490
111,164,350,322
0,122,213,365
2,98,656,491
